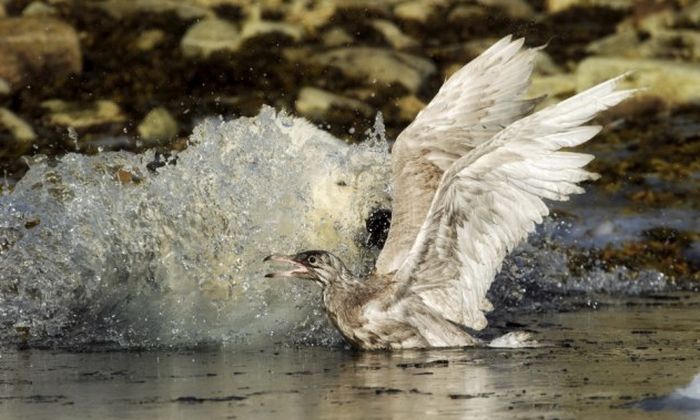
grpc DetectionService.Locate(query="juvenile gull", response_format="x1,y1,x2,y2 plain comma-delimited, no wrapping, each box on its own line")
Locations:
265,36,635,350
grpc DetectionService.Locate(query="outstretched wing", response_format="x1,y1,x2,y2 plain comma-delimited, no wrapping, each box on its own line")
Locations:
394,76,635,330
376,36,542,274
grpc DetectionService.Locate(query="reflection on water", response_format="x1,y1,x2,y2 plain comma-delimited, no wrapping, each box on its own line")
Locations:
1,294,698,419
636,373,700,414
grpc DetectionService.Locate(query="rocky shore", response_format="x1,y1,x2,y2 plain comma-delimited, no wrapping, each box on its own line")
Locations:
0,0,698,287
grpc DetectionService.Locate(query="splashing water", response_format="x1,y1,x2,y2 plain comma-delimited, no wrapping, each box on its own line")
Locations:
0,107,680,349
0,107,391,348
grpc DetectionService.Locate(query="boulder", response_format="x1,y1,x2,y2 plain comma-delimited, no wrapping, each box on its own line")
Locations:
534,51,564,75
240,19,303,42
22,2,58,16
0,78,10,96
586,30,641,58
394,95,425,122
0,17,81,92
295,87,374,119
528,74,577,107
680,1,700,26
181,17,303,58
312,47,436,93
546,0,633,12
370,19,418,49
322,28,354,48
137,107,179,146
394,0,446,22
641,30,700,61
41,100,126,130
135,29,166,52
181,18,241,58
576,57,700,104
588,29,700,61
632,8,677,34
448,5,487,21
0,108,36,158
477,0,533,19
90,0,213,20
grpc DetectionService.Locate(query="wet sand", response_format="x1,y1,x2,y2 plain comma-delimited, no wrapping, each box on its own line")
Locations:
1,293,699,419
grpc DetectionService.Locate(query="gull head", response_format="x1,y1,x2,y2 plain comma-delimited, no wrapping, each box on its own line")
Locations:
264,250,347,287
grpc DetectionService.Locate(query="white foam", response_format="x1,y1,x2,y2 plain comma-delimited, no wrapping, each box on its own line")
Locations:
0,107,390,347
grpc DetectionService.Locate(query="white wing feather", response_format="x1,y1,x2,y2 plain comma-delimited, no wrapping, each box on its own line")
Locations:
376,36,542,274
395,75,635,330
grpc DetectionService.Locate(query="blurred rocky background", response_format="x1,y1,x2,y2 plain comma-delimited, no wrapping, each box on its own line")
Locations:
0,0,698,286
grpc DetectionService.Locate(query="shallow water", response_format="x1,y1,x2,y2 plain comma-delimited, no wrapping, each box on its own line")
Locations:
1,293,698,419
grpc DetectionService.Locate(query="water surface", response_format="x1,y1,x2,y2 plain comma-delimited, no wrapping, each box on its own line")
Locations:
2,293,698,419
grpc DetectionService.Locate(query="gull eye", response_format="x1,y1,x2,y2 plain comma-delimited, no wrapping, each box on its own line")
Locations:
308,256,317,265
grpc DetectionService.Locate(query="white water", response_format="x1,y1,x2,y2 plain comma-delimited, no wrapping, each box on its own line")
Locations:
0,107,390,348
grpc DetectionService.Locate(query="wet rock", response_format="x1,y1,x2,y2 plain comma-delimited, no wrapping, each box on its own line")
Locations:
135,29,166,52
576,57,700,104
432,38,499,69
0,78,10,96
295,87,374,120
322,27,354,48
41,100,126,130
679,1,700,27
588,30,700,61
370,19,418,50
137,107,178,146
534,51,564,75
477,0,534,19
641,30,700,61
181,18,241,58
312,48,436,93
0,17,81,91
181,16,302,58
394,95,425,122
281,46,312,62
22,2,58,17
394,0,446,23
546,0,633,13
447,5,487,21
586,30,641,57
528,74,577,106
0,108,36,158
631,7,677,34
91,0,213,20
284,0,338,31
240,19,303,43
438,39,560,78
442,63,462,80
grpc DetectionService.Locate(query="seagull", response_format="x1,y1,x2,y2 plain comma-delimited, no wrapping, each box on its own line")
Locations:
265,36,635,350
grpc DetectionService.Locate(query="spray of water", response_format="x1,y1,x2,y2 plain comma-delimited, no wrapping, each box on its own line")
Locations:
0,107,390,348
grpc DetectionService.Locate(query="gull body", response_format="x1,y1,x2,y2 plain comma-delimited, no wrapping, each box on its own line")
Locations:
265,36,635,350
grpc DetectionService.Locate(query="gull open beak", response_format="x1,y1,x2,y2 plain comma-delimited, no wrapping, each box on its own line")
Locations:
263,254,312,278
